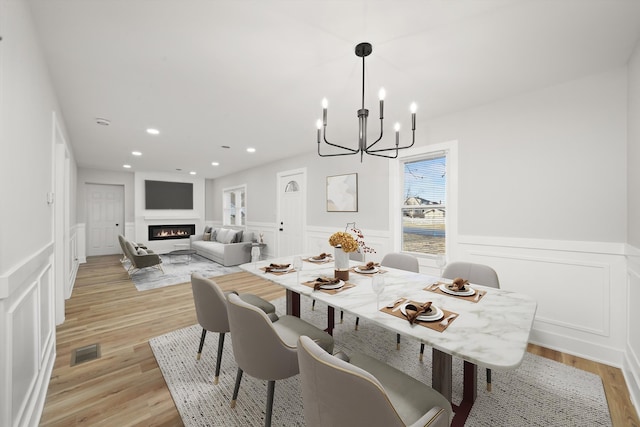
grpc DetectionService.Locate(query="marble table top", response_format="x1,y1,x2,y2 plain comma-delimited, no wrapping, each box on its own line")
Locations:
241,256,537,371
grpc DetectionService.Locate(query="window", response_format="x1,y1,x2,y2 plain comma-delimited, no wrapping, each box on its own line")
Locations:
401,154,447,256
223,185,246,226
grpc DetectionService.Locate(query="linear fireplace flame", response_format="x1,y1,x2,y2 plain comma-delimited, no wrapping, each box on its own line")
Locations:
148,224,196,241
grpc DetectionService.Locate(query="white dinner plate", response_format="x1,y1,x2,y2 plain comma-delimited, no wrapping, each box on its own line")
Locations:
309,257,330,263
319,280,344,290
355,266,379,274
400,303,443,322
269,265,293,273
439,283,475,297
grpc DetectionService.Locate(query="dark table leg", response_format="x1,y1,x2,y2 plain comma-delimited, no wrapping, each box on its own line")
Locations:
326,306,335,336
285,289,300,317
432,349,478,427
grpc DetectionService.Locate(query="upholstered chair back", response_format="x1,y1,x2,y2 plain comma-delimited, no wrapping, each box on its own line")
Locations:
442,261,500,289
226,293,299,381
381,253,420,273
190,273,231,333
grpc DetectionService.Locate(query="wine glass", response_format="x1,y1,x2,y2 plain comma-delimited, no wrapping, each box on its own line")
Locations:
371,274,386,311
292,256,303,283
435,253,447,277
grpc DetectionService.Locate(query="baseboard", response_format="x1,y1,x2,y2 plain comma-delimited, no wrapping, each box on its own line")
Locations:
529,329,625,367
624,343,640,416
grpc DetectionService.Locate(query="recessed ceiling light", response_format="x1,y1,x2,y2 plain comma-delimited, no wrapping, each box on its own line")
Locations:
123,164,131,169
132,151,142,156
95,118,111,126
211,162,220,166
146,128,160,135
246,147,256,153
189,171,196,175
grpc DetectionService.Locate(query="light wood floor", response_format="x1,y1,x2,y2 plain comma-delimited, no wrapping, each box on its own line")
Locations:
40,255,639,426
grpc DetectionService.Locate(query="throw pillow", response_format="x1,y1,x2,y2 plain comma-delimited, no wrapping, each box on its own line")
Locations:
235,230,244,243
211,228,218,241
137,248,148,255
222,229,238,244
242,231,254,242
203,232,211,241
216,228,230,243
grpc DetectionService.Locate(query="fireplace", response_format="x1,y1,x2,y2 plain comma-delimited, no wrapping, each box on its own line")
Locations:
148,224,196,241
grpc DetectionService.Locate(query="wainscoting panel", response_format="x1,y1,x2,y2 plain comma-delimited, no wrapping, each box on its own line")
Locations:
245,222,277,259
625,246,640,414
0,244,56,427
458,236,628,367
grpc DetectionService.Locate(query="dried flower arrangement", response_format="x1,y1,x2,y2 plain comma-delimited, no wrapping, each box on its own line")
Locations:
328,231,359,252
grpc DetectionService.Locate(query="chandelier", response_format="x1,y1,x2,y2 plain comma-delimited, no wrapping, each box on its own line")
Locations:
317,42,417,162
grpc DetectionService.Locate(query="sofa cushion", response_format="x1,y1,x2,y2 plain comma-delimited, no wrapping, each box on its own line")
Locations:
137,248,148,255
242,231,254,242
235,230,244,243
223,229,239,244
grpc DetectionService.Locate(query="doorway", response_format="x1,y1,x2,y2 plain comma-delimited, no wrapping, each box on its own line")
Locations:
86,184,124,256
276,169,306,257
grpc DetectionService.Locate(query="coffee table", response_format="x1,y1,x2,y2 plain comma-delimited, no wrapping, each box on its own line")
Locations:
166,249,196,264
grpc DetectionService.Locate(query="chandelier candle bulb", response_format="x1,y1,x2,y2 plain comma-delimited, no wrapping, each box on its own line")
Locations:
322,98,328,125
411,102,417,130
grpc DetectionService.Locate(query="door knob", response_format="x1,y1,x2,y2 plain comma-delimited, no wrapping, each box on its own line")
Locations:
116,223,119,226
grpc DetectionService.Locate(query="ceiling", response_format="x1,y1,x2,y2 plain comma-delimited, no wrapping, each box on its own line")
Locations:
27,0,640,179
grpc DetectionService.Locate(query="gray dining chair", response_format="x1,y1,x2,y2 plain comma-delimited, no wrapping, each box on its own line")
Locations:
355,253,420,352
421,261,500,390
190,273,277,384
297,335,452,427
226,293,334,427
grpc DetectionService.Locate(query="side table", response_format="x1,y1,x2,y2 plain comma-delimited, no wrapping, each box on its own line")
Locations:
251,242,266,263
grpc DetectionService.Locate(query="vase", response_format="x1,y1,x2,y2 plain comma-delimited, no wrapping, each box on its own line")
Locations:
334,246,349,281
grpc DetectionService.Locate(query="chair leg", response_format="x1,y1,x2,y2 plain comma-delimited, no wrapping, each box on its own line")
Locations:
355,317,359,331
214,332,225,385
264,380,276,427
396,333,401,350
486,368,492,391
419,343,425,361
230,368,243,408
196,329,207,360
311,299,315,311
340,310,344,324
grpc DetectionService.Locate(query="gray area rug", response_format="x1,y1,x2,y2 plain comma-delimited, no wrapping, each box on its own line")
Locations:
123,254,241,291
150,297,612,426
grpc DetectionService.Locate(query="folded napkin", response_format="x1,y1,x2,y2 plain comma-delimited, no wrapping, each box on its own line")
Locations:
450,277,469,292
357,261,379,271
309,276,341,290
404,302,433,324
311,252,332,260
265,263,291,272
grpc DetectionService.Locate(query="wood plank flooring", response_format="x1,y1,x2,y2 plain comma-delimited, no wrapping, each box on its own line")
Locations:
40,255,639,426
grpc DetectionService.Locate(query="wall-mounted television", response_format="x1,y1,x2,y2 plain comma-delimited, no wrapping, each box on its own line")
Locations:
145,180,193,210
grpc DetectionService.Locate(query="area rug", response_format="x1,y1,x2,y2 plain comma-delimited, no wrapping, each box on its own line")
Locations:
123,254,241,291
150,297,612,426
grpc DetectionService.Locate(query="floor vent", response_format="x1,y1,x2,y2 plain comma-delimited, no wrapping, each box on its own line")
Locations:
70,343,101,366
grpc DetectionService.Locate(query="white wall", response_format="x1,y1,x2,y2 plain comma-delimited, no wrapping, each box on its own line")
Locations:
625,39,640,413
0,0,76,426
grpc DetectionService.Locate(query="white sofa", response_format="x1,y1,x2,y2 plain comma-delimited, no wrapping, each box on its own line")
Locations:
190,227,254,266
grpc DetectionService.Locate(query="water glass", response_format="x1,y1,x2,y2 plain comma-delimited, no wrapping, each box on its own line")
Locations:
371,274,386,310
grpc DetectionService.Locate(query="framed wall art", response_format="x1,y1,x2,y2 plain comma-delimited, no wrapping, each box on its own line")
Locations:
326,173,358,212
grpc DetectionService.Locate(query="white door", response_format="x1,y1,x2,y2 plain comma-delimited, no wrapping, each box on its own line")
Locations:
87,184,124,256
277,170,306,257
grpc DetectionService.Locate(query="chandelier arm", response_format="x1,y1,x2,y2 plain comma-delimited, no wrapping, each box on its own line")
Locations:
364,117,385,151
366,130,416,153
320,129,360,154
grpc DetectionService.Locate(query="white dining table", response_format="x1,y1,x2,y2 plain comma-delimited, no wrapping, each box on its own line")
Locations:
240,255,537,426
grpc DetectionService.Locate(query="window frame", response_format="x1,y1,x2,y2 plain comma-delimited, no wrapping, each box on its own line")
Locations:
222,184,247,227
390,141,458,265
